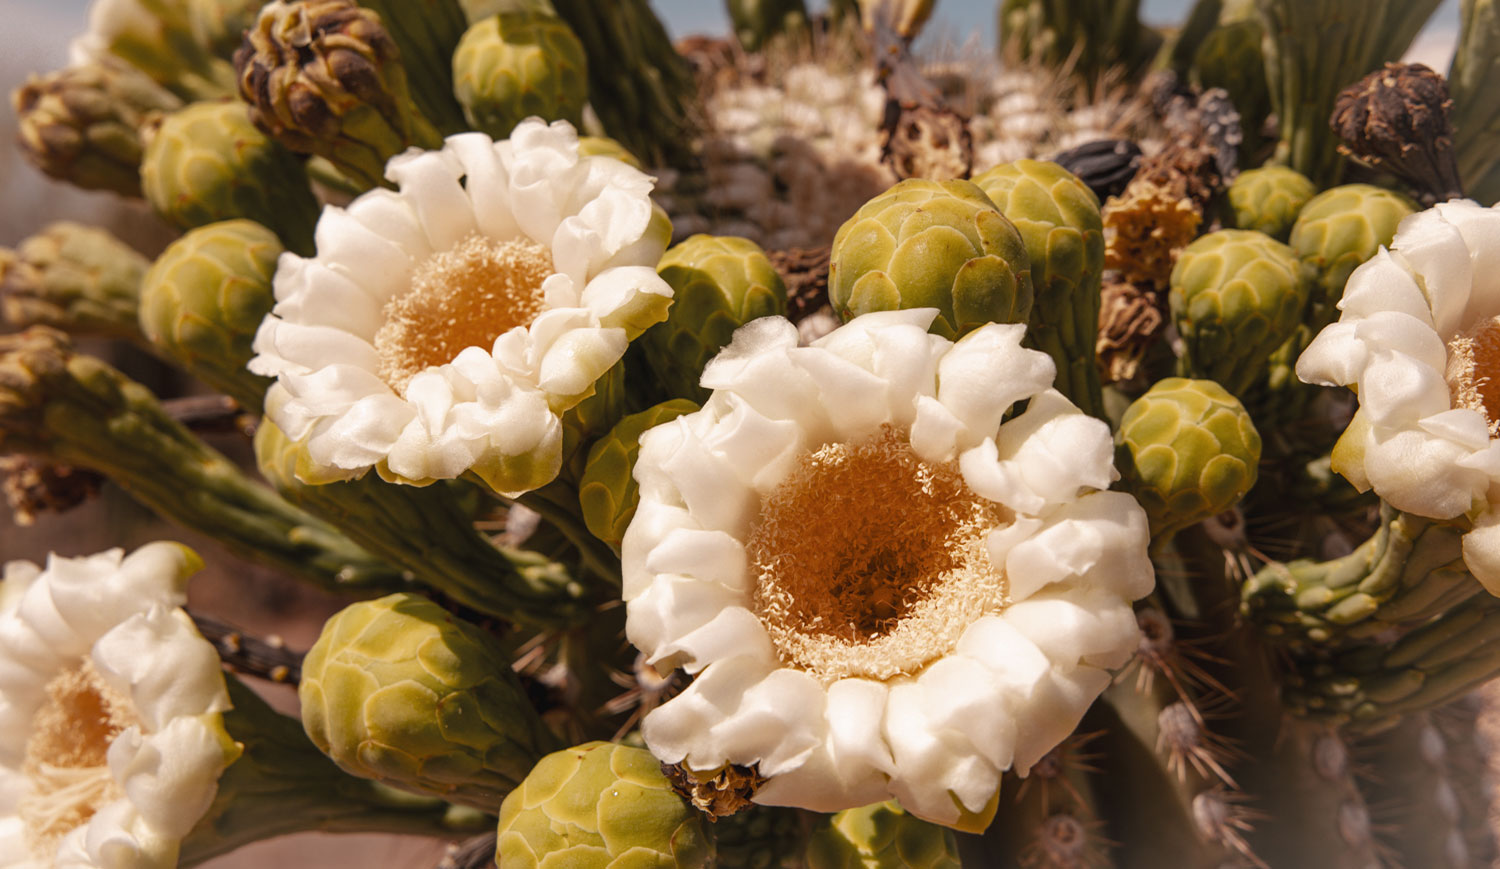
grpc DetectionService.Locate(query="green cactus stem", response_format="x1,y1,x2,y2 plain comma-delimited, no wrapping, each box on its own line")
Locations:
998,0,1162,82
727,0,811,52
1191,17,1271,164
1355,712,1472,869
1451,0,1500,204
0,222,150,343
353,0,471,133
0,327,405,595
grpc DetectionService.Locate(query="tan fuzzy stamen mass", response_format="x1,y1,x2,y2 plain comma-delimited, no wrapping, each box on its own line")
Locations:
747,426,1011,683
20,658,141,858
374,233,552,394
1446,314,1500,437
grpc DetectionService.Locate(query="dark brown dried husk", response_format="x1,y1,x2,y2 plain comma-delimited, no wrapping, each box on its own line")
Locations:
1330,62,1463,206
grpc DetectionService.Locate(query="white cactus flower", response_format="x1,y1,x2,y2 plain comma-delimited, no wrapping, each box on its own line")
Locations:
622,310,1154,831
0,543,239,868
1297,200,1500,593
250,119,674,494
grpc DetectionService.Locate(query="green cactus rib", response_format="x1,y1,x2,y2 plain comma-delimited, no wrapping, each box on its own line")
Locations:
0,222,151,343
1191,18,1271,163
972,160,1106,420
1354,713,1472,869
354,0,471,134
179,675,488,867
255,422,587,628
727,0,811,52
998,0,1162,82
0,327,405,595
1451,0,1500,204
1255,0,1441,186
711,805,810,868
1243,505,1484,648
452,11,589,139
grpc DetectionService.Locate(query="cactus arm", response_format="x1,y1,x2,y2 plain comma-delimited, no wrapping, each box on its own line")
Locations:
1356,712,1470,868
1450,0,1500,203
353,0,471,133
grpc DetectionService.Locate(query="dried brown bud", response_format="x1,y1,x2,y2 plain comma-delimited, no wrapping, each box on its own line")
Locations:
879,99,973,182
1097,273,1166,386
768,245,831,323
661,761,766,820
1331,62,1464,207
0,455,103,526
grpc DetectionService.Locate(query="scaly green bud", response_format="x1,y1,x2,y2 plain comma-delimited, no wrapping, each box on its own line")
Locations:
1288,184,1417,328
579,399,699,548
300,593,558,811
727,0,811,51
0,327,405,594
971,159,1105,419
0,222,148,341
234,0,444,191
805,802,960,869
1116,377,1261,545
12,59,183,197
139,219,279,410
642,235,788,403
1169,229,1309,396
140,100,320,254
452,11,588,138
496,741,713,868
1225,167,1316,241
829,178,1034,340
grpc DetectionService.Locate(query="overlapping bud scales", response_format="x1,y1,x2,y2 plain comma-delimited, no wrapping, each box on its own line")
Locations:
580,399,700,549
234,0,443,191
140,100,319,255
12,59,182,198
496,741,713,868
1226,167,1316,241
829,179,1034,340
971,159,1105,417
452,11,587,139
1289,184,1417,329
1116,377,1262,543
1170,229,1310,396
0,222,149,340
139,219,279,410
805,801,960,869
642,235,789,403
298,593,556,811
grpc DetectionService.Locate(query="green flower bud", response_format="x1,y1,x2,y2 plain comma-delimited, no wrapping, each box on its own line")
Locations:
971,159,1105,418
727,0,810,51
829,178,1033,340
1169,229,1310,396
452,11,588,139
641,235,788,403
1225,166,1316,241
497,741,713,868
71,0,238,100
1288,183,1417,328
12,59,183,197
0,222,149,340
579,399,699,548
139,219,279,410
140,100,320,255
234,0,444,192
299,593,557,812
1116,377,1262,543
805,801,960,869
577,135,642,169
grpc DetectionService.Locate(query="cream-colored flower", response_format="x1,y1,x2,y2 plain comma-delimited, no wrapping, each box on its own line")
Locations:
1297,200,1500,593
249,118,674,493
622,310,1154,830
0,543,239,868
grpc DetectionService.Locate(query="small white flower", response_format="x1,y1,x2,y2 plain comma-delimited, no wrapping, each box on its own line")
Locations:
250,119,675,494
622,310,1154,830
1297,200,1500,592
0,544,240,868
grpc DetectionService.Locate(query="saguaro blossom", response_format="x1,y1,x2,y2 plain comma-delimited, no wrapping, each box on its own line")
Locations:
250,119,674,493
622,310,1154,829
0,543,239,868
1297,201,1500,591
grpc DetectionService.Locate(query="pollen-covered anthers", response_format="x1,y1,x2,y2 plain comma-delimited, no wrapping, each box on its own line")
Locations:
0,455,102,526
662,762,766,820
601,651,682,739
1445,314,1500,438
1017,812,1112,869
1157,700,1241,788
1017,731,1104,812
1191,787,1268,869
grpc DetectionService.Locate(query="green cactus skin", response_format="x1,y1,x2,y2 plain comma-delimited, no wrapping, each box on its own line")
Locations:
140,101,320,255
1225,167,1316,241
998,0,1162,83
496,741,714,868
1288,184,1417,328
300,593,559,812
1169,229,1309,397
452,12,589,139
1116,378,1261,546
0,327,406,595
829,178,1034,341
354,0,471,134
805,802,960,869
579,399,699,549
0,222,149,341
641,235,788,404
727,0,811,52
710,806,809,868
186,0,267,60
1451,0,1500,205
971,159,1106,419
138,219,278,410
1191,19,1270,164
